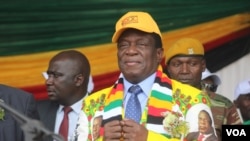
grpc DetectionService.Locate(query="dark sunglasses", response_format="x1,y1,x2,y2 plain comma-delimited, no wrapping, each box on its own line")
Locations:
201,82,218,92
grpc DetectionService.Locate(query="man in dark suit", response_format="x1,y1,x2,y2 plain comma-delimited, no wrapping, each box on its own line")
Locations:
0,84,40,141
37,50,91,141
186,110,217,141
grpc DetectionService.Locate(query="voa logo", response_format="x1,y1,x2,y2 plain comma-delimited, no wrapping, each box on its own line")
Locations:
226,129,246,136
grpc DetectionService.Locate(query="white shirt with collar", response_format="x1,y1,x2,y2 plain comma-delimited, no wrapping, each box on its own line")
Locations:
54,96,86,141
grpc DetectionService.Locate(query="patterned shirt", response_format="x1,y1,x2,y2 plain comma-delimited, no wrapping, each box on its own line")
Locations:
208,91,242,141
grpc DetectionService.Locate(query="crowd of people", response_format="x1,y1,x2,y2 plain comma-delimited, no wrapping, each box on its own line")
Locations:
0,11,249,141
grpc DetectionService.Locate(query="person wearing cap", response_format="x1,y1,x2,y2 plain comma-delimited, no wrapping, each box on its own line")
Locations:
73,11,215,141
233,79,250,125
201,68,221,93
164,37,242,141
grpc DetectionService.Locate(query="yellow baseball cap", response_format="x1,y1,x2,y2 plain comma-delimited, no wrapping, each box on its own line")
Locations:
112,11,162,43
165,38,204,63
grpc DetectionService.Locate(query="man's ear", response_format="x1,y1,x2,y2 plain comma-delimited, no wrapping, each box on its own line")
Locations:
75,74,84,86
157,48,164,63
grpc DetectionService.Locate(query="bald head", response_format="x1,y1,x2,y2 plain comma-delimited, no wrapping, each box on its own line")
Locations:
46,50,91,105
51,50,91,80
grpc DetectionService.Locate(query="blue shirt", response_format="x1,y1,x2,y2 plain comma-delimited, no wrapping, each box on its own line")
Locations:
123,72,156,113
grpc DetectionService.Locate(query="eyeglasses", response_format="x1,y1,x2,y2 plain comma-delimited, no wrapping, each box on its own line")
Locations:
201,82,218,92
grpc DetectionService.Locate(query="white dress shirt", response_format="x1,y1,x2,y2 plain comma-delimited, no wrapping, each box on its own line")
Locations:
54,96,86,141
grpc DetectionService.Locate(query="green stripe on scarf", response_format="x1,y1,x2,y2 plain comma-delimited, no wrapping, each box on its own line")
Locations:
151,90,172,101
104,99,123,112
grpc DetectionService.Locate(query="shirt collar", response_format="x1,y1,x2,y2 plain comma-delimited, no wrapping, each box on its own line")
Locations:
59,94,87,114
123,72,156,97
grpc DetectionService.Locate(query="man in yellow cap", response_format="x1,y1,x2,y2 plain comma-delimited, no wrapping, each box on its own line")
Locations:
72,12,217,141
164,37,241,141
165,38,205,88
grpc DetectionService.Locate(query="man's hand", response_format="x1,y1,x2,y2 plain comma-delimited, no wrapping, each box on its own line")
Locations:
120,119,148,141
103,120,123,141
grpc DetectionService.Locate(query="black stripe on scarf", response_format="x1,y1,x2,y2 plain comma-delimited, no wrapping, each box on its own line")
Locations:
147,115,164,125
102,115,122,127
155,75,172,89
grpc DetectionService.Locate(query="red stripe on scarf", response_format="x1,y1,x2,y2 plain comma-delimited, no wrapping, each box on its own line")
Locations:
148,105,172,116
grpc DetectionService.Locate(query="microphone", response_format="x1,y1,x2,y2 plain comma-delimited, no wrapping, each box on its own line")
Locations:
0,99,64,141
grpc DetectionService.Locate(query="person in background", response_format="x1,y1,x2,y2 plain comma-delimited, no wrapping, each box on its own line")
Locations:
186,110,217,141
43,73,94,94
201,68,221,93
165,37,241,141
73,11,216,141
37,50,91,141
233,78,250,125
0,84,40,141
202,68,241,126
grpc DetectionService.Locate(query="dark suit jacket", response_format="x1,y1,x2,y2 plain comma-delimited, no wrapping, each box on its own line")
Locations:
37,99,59,141
0,84,40,141
186,131,218,141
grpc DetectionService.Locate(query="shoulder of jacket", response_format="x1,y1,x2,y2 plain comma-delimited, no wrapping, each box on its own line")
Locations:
213,93,234,107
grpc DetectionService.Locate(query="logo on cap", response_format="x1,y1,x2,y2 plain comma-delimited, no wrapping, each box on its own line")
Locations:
188,48,194,54
121,16,138,26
